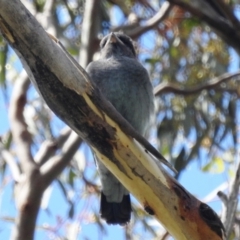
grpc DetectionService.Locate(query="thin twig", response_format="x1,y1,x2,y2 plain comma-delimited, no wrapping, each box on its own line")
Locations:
217,191,228,205
154,71,240,96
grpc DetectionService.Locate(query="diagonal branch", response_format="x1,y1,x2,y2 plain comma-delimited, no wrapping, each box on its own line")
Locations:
154,71,240,96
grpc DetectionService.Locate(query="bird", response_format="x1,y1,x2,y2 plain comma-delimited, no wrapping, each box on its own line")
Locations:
86,32,154,225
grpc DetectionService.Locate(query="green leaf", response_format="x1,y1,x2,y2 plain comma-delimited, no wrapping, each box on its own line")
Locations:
202,157,224,173
0,36,8,88
68,168,76,187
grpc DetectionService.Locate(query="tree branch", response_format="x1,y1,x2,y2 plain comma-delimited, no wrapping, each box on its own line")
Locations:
34,127,71,165
8,71,36,173
7,72,42,240
1,149,21,182
112,2,173,39
154,71,240,96
35,0,56,36
218,161,240,238
79,0,101,68
40,132,82,187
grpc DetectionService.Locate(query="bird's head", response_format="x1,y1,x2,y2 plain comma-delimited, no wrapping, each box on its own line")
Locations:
100,32,136,59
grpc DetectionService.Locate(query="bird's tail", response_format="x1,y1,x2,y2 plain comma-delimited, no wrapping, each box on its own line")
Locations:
100,193,131,225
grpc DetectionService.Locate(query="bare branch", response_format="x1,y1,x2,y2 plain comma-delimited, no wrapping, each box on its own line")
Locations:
8,71,36,173
34,127,71,165
219,161,240,238
79,0,101,68
113,2,173,39
154,71,240,96
217,191,228,206
7,71,42,240
36,0,56,36
40,132,82,187
11,171,43,240
1,149,21,182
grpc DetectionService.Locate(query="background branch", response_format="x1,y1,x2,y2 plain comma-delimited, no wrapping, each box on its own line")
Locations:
113,2,173,39
8,71,36,173
154,71,240,96
34,127,71,165
40,132,82,187
79,0,101,68
1,149,20,182
218,161,240,238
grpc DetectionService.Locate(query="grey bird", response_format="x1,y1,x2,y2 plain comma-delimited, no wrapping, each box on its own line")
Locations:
86,32,154,225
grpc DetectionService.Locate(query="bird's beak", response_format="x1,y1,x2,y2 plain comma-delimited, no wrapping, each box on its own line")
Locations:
107,32,117,45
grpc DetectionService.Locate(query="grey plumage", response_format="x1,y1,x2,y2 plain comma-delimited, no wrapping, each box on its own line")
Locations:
86,32,154,225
